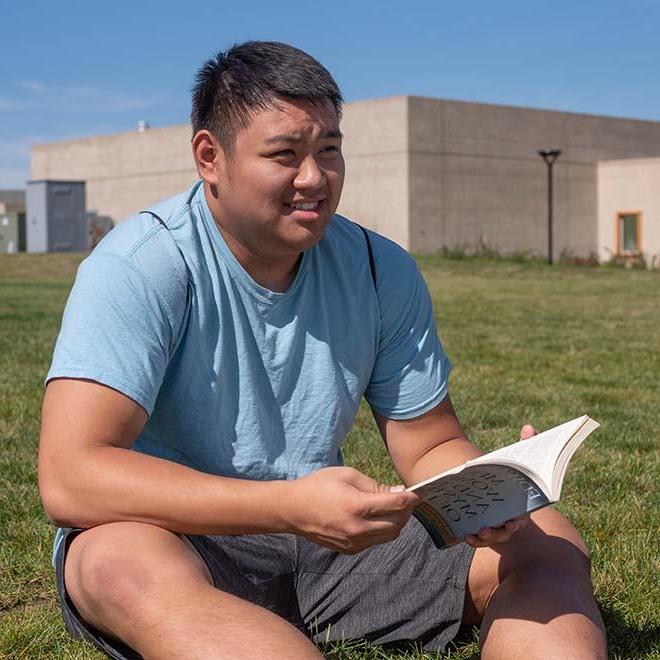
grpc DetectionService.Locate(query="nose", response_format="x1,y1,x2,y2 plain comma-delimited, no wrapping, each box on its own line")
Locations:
294,155,325,192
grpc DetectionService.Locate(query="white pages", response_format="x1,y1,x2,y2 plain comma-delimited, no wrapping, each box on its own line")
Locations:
467,415,600,498
408,415,599,548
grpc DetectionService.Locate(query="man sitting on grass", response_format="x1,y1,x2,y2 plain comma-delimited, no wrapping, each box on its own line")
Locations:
38,41,607,659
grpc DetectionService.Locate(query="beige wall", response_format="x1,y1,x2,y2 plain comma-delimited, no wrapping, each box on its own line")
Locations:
0,191,26,214
0,201,25,214
337,97,409,248
31,125,198,221
31,96,660,256
598,158,660,264
31,99,411,246
407,97,660,256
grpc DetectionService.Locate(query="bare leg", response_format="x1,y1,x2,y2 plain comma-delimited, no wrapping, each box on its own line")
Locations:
463,508,607,660
64,522,322,659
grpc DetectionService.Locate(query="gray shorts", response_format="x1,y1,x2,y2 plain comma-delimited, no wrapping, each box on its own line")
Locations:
55,518,475,659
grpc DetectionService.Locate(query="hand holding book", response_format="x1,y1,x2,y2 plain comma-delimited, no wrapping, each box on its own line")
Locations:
408,416,599,549
463,423,536,548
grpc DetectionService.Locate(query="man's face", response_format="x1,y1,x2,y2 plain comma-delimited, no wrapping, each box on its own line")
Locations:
210,97,345,261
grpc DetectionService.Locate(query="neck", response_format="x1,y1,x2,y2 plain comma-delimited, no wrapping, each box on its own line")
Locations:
204,185,301,293
218,225,301,292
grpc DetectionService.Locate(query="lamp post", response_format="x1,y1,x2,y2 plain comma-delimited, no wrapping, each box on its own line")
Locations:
538,148,562,265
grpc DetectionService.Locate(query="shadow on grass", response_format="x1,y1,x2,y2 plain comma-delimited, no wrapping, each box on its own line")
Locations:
319,626,481,659
601,605,660,659
319,610,660,659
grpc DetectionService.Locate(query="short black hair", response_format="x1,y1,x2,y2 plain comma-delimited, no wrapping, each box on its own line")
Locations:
191,41,343,151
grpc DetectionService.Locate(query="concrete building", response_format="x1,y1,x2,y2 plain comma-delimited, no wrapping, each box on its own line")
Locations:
0,189,26,215
30,96,660,261
598,158,660,265
0,190,27,253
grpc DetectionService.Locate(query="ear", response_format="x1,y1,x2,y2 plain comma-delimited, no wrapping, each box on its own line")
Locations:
191,129,226,186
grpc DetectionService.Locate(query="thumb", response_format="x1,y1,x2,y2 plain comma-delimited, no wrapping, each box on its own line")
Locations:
389,484,406,493
343,469,389,493
520,424,537,440
362,486,420,515
346,470,408,495
370,481,406,495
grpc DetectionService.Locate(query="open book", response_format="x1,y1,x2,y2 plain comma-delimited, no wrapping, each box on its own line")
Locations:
408,415,599,548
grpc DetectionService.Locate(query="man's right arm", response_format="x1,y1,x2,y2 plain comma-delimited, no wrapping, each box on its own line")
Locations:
38,378,418,553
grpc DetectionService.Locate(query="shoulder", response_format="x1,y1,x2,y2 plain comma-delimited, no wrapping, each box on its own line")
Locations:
321,214,415,273
325,215,422,298
80,187,196,316
320,214,370,254
325,213,415,265
367,227,418,279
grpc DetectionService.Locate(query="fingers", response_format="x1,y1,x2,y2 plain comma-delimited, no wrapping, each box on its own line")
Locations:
342,467,386,492
296,467,418,552
339,468,420,516
465,515,529,548
311,514,410,553
520,424,537,440
359,514,409,538
360,489,420,517
343,468,408,497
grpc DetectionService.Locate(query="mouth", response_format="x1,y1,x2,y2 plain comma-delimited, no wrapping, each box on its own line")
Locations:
284,199,325,212
283,198,327,220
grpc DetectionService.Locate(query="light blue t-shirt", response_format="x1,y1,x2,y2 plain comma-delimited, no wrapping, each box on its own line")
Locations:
48,181,451,481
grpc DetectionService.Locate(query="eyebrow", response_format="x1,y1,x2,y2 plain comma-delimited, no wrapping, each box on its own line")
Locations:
264,130,342,145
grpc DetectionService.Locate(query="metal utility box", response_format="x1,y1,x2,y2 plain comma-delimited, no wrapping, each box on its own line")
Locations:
26,180,87,252
0,212,26,253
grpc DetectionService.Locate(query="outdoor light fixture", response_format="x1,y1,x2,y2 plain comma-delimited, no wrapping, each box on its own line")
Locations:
538,148,562,265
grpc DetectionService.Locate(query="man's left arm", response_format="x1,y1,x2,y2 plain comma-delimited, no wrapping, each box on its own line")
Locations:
373,395,531,547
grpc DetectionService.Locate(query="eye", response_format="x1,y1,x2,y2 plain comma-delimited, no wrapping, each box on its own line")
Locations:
269,149,295,158
320,145,340,156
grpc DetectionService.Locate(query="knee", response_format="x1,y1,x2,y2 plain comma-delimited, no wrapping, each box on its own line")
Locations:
65,521,211,624
500,508,593,586
466,509,595,624
65,524,160,618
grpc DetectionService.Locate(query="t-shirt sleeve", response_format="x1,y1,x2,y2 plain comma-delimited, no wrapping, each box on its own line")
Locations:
365,238,451,420
46,251,186,416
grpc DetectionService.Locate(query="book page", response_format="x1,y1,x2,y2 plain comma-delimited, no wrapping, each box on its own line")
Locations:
553,417,600,495
467,416,591,493
412,464,550,547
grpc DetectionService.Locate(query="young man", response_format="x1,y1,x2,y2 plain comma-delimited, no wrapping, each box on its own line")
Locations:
39,42,606,659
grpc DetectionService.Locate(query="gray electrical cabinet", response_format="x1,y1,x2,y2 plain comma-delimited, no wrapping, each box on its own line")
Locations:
26,180,87,252
0,212,26,253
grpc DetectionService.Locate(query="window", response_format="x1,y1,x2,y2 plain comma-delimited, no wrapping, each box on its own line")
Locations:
617,213,641,255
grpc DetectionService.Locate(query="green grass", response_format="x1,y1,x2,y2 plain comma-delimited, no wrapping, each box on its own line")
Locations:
1,252,659,659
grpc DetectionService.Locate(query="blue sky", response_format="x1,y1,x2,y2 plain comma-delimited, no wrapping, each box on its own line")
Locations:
1,0,659,188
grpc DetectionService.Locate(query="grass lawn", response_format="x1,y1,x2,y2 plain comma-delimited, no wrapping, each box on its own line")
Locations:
1,252,659,659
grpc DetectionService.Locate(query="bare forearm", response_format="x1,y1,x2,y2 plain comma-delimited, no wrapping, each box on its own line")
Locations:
377,396,485,487
39,380,298,536
40,444,293,536
38,381,417,551
402,437,484,486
